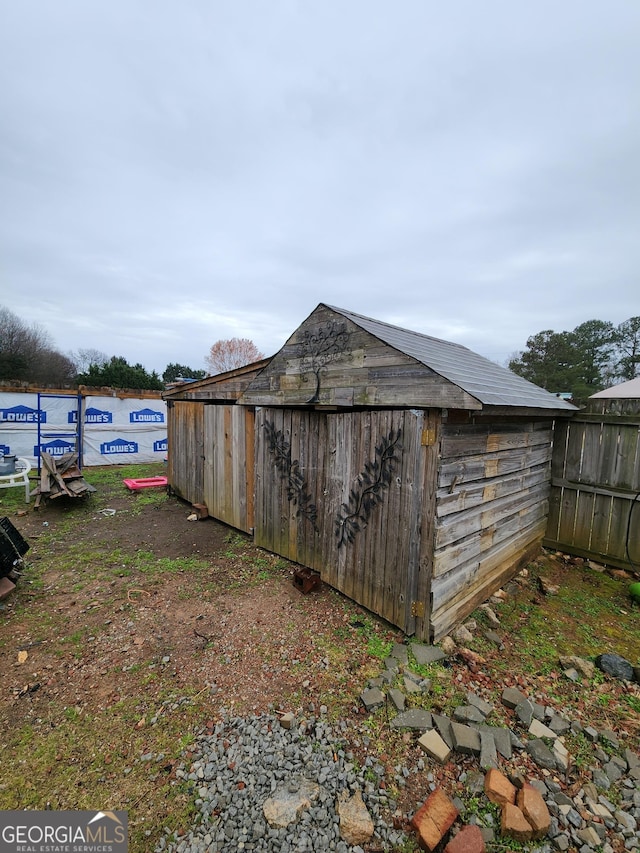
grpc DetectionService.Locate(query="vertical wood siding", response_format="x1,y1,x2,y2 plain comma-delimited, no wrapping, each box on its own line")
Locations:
167,401,204,506
254,407,431,634
430,421,553,639
545,401,640,569
204,404,255,533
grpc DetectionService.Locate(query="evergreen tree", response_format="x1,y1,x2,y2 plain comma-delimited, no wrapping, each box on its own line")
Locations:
77,356,163,390
162,363,207,383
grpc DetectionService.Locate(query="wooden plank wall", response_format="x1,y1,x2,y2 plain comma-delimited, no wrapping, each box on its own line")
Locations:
254,407,430,634
204,404,255,533
166,401,204,506
240,305,480,411
430,420,553,639
544,400,640,569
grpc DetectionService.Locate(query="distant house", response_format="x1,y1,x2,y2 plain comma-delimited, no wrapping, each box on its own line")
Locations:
164,305,576,640
589,376,640,399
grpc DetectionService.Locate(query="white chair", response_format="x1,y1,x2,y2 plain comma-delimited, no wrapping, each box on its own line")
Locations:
0,457,32,503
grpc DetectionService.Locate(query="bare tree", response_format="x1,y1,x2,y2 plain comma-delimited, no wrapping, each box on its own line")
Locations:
0,306,65,382
69,348,110,374
205,338,264,375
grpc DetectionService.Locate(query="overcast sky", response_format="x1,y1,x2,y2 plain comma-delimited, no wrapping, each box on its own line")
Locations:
1,1,638,376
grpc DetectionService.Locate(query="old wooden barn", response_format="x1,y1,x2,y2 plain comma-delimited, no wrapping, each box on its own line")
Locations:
165,305,576,640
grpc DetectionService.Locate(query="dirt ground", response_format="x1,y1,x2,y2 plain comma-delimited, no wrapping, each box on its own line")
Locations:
1,467,639,851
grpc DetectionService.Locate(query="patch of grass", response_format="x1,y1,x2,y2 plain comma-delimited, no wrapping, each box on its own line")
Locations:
0,690,205,850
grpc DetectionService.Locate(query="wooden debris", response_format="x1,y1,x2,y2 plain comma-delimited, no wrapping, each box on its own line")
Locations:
31,452,97,507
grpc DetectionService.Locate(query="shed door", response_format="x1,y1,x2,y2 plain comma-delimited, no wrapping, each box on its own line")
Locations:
204,404,255,533
254,407,428,634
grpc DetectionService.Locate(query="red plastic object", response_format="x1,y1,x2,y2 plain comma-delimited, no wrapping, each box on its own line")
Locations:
123,476,168,491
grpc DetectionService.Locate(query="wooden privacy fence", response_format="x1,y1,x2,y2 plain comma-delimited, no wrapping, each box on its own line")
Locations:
544,398,640,570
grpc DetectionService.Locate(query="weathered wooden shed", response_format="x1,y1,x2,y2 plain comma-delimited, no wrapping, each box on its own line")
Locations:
236,304,576,640
163,359,270,533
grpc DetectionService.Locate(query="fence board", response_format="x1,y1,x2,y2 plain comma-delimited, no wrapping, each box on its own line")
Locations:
545,400,640,569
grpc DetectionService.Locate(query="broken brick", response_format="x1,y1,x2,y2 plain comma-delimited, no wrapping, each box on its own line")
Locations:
484,768,516,807
411,788,459,851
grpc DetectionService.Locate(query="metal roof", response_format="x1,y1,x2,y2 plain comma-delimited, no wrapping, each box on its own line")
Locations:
327,305,577,411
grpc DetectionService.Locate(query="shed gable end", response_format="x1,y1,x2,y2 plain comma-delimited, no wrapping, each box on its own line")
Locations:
239,305,480,409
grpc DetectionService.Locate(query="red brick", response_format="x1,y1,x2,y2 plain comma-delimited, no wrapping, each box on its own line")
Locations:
444,824,486,853
411,788,459,851
484,768,516,806
517,784,551,839
501,803,534,842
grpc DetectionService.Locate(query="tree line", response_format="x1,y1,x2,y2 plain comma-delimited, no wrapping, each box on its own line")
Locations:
0,305,263,390
508,316,640,402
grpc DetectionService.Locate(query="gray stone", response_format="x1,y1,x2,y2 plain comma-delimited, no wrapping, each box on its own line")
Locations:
595,653,634,681
483,630,504,648
515,698,535,727
591,768,611,790
403,675,423,694
454,624,474,643
388,688,405,712
410,643,447,665
603,761,624,784
380,669,395,684
566,807,584,828
390,709,433,731
263,779,321,827
390,643,409,664
486,726,513,760
509,729,526,751
615,810,637,833
529,718,558,740
450,721,481,755
624,748,640,769
501,686,528,708
600,729,620,749
576,826,602,847
383,657,400,673
532,701,547,721
466,692,494,717
559,655,596,679
563,667,581,682
479,730,498,770
432,714,454,748
453,705,486,725
553,832,570,850
584,726,599,742
360,688,385,712
549,714,572,736
527,738,558,770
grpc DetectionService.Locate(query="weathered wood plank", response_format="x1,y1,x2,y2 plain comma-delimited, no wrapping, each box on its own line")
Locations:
430,531,543,640
438,444,552,488
433,499,548,580
440,426,551,460
435,481,549,549
436,463,550,518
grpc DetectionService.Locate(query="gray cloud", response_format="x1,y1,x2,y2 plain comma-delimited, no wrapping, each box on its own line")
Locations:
1,0,638,373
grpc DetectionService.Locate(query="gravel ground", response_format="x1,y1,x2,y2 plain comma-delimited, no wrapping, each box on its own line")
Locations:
155,711,408,853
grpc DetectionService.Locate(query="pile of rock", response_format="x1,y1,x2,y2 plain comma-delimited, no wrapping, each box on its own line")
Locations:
359,640,640,850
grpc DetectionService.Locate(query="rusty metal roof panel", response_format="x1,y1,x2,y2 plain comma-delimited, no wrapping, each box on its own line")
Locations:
328,305,577,411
